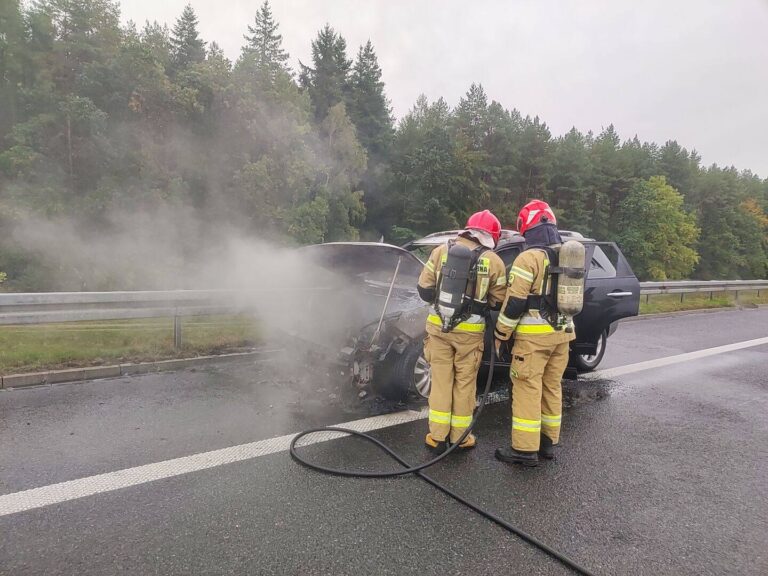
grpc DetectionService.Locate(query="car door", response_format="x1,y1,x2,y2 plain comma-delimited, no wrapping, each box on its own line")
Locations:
572,242,640,354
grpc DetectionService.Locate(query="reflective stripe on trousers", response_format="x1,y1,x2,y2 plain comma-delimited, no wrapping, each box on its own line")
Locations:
450,414,472,429
428,409,451,425
512,416,541,432
541,413,561,427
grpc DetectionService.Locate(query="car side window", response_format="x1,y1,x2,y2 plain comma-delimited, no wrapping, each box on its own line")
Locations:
589,244,619,278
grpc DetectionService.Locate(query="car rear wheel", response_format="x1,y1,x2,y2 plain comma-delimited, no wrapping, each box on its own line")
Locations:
382,341,431,400
571,330,607,372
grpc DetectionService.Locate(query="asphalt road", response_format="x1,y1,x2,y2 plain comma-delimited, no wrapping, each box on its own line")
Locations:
1,307,767,575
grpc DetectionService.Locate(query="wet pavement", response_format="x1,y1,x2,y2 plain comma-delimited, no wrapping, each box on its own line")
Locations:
1,307,767,575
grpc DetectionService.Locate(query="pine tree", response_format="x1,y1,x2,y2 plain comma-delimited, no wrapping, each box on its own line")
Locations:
242,1,290,77
169,4,205,72
550,128,591,232
454,83,490,151
299,25,351,122
658,140,700,207
0,0,25,138
519,115,552,202
140,21,172,71
347,40,392,157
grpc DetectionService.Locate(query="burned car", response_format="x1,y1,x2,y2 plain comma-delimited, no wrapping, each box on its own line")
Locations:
293,242,430,399
300,232,640,401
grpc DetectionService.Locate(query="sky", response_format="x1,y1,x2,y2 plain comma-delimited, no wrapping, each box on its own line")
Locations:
119,0,768,177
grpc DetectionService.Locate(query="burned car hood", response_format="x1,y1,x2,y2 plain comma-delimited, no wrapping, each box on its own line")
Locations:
283,243,429,350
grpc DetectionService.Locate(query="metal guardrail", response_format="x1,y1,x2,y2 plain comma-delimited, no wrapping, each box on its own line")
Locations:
639,279,768,305
0,280,766,347
0,290,243,348
639,279,768,295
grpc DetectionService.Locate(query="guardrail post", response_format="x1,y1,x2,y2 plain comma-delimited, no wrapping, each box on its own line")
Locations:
173,314,182,349
645,294,650,304
680,292,684,303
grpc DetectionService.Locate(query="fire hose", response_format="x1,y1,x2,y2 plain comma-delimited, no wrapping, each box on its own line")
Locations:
290,341,596,576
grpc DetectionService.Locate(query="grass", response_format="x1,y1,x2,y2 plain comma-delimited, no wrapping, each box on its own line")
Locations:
639,290,768,315
0,315,260,375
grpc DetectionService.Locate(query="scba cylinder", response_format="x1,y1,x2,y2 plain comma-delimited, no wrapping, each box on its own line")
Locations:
557,240,586,318
436,243,474,331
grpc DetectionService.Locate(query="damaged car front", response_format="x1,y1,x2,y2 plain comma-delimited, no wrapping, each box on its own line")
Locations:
293,242,430,400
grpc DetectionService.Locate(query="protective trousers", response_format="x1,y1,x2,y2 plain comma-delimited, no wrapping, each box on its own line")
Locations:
424,331,484,443
509,338,569,451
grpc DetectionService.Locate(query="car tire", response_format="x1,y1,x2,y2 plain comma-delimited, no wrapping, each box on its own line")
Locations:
379,341,431,400
571,330,607,372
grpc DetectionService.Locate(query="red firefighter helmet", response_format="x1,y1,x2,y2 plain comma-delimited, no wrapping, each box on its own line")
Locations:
465,210,502,245
516,200,557,235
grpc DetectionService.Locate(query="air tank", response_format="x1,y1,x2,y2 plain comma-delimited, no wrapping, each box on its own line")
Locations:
556,240,586,325
436,243,474,332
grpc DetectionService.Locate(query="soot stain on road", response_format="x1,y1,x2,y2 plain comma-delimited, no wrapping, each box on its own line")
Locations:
564,378,613,409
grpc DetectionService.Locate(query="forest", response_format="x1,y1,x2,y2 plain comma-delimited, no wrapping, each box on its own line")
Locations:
1,0,766,290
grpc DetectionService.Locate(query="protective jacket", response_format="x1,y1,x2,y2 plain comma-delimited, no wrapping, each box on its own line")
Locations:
418,235,507,335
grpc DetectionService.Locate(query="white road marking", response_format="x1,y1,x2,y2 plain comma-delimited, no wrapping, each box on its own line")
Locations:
590,336,768,380
2,338,767,517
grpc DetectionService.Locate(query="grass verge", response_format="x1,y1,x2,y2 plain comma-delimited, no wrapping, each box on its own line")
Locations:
639,290,768,315
0,315,260,375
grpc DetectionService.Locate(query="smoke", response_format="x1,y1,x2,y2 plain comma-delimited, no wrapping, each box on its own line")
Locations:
12,203,394,353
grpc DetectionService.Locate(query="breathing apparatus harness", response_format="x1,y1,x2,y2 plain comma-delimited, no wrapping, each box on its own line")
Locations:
433,239,487,332
523,244,586,333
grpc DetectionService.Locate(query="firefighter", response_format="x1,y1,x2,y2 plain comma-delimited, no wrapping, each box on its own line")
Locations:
494,200,575,467
417,210,507,453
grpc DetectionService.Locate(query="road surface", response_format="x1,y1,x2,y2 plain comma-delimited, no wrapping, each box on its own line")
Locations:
1,307,767,575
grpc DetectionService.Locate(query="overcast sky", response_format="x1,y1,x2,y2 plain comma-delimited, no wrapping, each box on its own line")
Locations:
119,0,768,177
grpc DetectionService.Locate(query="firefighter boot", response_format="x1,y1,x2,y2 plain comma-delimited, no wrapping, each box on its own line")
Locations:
539,434,555,460
457,433,476,450
425,433,449,455
495,446,539,467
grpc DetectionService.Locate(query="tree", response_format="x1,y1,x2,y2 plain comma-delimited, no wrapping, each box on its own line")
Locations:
658,140,698,201
347,40,392,158
169,4,205,73
454,83,490,151
299,25,351,122
318,102,367,241
0,0,25,140
617,176,700,280
738,198,768,278
518,115,552,202
550,128,591,232
588,125,630,238
140,21,172,71
241,1,290,78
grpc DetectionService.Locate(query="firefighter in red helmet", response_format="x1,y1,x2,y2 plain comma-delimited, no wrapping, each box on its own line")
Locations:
494,200,575,467
417,210,507,453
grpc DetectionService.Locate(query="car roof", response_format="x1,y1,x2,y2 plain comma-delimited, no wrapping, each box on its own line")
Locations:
405,229,594,249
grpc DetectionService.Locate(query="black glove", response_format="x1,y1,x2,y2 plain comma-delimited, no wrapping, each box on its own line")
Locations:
494,338,512,362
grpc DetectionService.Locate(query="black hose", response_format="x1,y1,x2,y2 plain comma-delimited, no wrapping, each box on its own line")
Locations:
290,343,596,576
